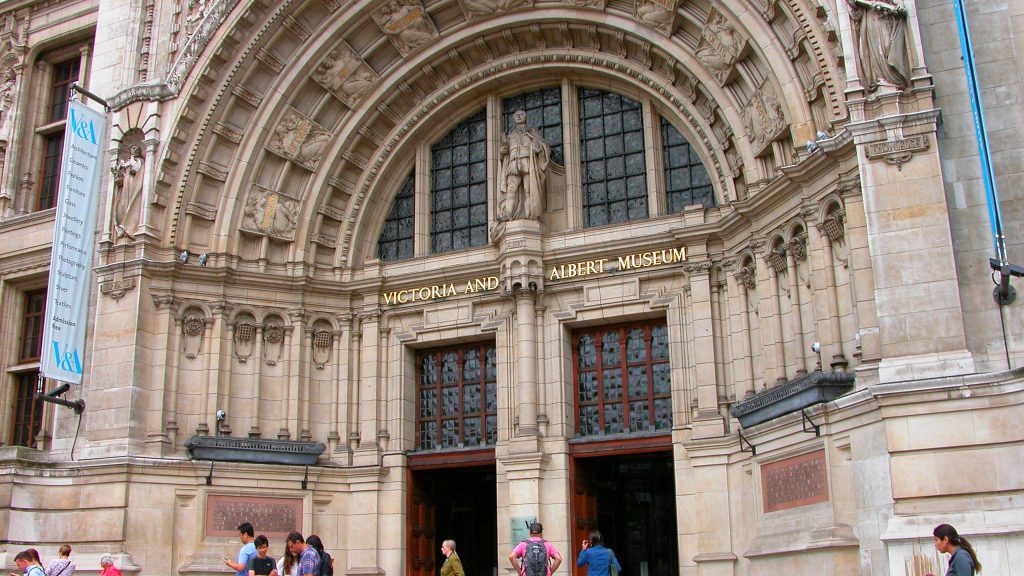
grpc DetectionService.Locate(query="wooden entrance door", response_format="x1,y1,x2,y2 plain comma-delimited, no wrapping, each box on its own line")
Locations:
409,472,436,576
572,460,600,576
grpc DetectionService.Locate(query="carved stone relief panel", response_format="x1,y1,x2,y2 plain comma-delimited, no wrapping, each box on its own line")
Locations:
233,314,257,363
241,185,301,241
263,317,286,366
695,11,743,85
311,320,334,369
371,0,439,57
742,82,787,155
312,42,379,109
267,107,331,170
634,0,678,36
182,312,207,359
563,0,605,7
457,0,534,21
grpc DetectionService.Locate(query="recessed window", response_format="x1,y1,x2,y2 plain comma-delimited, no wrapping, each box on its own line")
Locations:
11,289,47,448
417,343,497,450
37,56,83,211
378,171,415,261
662,117,714,213
574,321,672,437
431,110,488,254
578,88,648,227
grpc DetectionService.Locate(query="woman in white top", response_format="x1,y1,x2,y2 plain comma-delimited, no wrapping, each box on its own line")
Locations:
276,544,299,576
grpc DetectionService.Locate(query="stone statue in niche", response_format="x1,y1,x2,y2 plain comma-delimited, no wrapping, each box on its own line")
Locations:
110,142,145,240
313,43,379,109
742,83,786,154
695,12,741,85
847,0,910,92
268,109,331,170
0,67,16,131
497,109,551,222
634,0,677,36
457,0,533,20
242,186,301,241
372,0,438,57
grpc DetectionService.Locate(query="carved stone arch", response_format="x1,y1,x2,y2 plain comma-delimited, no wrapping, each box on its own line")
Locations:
159,1,832,267
229,306,260,325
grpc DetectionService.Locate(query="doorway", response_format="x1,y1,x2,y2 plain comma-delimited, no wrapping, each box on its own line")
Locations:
572,451,678,576
409,464,498,576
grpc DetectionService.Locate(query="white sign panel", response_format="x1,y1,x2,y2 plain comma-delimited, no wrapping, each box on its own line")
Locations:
40,100,106,384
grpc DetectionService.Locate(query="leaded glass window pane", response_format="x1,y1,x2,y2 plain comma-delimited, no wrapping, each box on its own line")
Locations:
662,117,715,213
378,170,415,261
431,110,488,253
579,88,648,226
416,342,498,451
573,321,672,438
503,87,564,164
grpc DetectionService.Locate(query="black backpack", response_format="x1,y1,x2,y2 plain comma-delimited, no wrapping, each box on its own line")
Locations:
522,539,548,576
318,550,334,576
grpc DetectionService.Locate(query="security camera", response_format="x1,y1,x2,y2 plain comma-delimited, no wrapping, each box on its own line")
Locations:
215,409,226,421
811,342,821,353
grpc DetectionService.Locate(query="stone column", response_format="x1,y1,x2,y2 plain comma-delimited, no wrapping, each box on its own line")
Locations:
249,325,264,438
786,241,808,375
763,255,787,385
687,261,724,438
817,217,849,369
732,266,757,398
515,290,539,436
355,308,381,465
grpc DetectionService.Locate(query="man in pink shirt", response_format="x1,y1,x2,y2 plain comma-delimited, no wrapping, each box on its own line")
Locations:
509,523,562,576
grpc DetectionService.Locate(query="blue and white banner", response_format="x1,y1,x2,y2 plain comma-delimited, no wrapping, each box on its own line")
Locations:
40,100,106,384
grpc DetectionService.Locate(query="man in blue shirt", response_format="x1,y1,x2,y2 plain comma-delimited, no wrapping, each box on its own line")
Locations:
224,522,257,576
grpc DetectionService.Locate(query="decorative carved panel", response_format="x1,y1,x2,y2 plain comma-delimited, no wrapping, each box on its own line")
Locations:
312,42,379,109
457,0,533,21
241,185,301,241
371,0,439,57
205,494,302,539
634,0,678,36
267,108,331,170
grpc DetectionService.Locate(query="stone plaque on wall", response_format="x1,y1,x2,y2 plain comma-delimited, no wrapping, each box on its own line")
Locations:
206,495,303,538
760,449,828,513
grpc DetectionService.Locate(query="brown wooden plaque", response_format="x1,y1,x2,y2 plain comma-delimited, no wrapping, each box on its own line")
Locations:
206,495,303,538
760,449,829,513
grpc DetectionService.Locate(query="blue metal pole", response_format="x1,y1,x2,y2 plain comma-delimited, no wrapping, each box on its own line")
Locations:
952,0,1008,264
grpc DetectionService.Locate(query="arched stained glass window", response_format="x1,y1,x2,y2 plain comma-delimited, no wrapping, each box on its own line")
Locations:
503,87,564,164
578,88,648,227
431,110,488,254
662,117,715,213
377,171,415,261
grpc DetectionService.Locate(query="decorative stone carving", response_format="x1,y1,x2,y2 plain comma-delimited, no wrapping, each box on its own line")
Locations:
233,322,255,363
819,214,845,242
182,314,206,359
100,277,137,300
766,246,787,273
313,42,379,109
788,236,807,261
263,320,285,366
267,108,331,170
371,0,438,57
110,138,145,240
634,0,678,36
311,329,333,369
695,12,742,85
184,0,209,37
241,186,301,241
457,0,533,20
865,134,929,169
742,83,787,155
564,0,605,7
497,109,551,222
0,67,17,131
847,0,909,93
737,265,756,290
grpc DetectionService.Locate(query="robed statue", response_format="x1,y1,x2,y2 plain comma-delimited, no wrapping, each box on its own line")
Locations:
848,0,910,92
497,109,551,222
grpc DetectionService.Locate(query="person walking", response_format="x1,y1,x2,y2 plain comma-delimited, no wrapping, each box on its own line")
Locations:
926,524,982,576
45,545,75,576
576,531,620,576
440,540,464,576
509,523,562,576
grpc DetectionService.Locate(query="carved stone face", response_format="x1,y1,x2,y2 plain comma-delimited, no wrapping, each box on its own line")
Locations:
513,109,527,126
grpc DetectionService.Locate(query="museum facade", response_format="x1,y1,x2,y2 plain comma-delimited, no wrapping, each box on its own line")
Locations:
0,1,1021,575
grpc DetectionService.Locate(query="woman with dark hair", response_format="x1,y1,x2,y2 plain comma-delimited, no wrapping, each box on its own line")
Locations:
577,530,621,576
305,535,334,576
926,524,981,576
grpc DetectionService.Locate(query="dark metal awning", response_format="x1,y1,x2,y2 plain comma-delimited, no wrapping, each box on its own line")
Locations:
730,370,855,429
